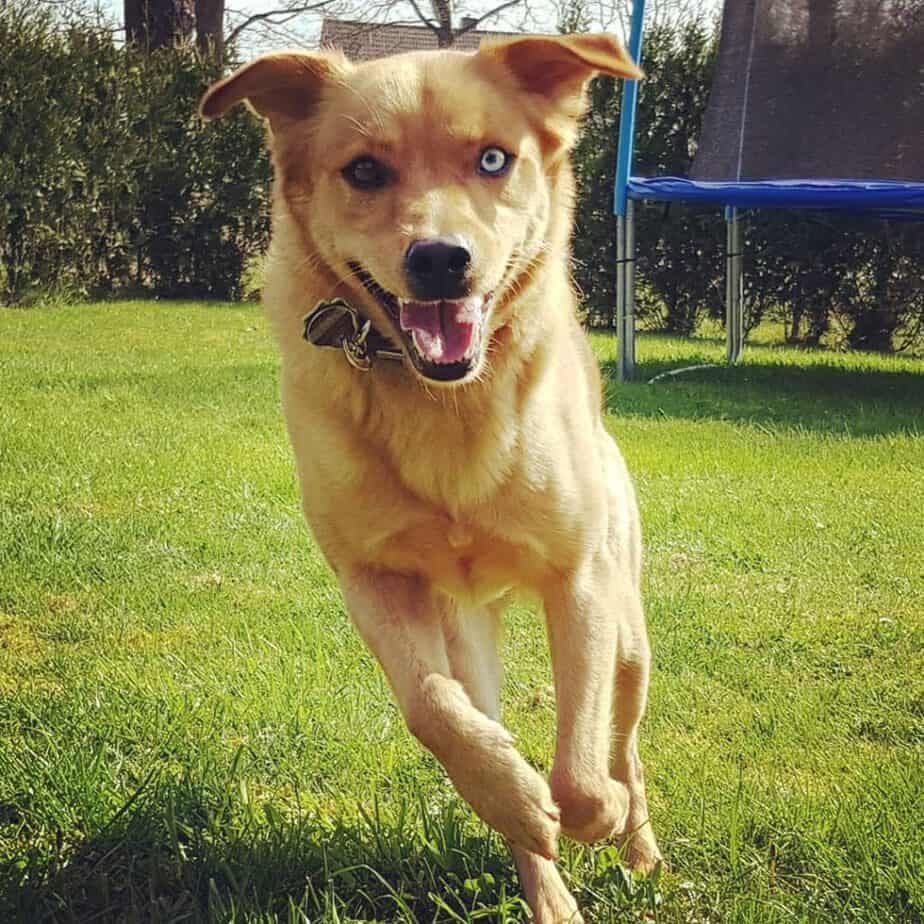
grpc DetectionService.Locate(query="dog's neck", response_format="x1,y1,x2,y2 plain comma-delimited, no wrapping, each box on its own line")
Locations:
265,220,576,510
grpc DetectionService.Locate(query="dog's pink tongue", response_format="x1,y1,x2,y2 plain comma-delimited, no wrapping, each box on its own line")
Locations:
399,297,483,364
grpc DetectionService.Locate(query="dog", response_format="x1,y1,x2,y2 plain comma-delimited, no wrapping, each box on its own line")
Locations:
201,33,659,922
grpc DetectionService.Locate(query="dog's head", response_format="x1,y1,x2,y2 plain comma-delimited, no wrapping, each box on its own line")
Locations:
201,36,640,385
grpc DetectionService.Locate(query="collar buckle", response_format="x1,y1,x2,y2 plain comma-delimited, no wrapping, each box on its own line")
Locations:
343,317,373,371
303,298,382,372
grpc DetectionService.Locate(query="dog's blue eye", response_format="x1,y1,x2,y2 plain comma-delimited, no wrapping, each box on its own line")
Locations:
343,156,391,190
479,147,512,177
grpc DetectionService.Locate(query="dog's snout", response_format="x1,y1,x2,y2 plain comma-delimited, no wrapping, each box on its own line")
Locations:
405,237,471,300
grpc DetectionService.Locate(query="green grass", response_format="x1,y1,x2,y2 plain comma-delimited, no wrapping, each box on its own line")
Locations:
1,301,922,923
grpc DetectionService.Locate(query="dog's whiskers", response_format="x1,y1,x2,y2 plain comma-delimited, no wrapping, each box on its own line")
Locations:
339,113,372,138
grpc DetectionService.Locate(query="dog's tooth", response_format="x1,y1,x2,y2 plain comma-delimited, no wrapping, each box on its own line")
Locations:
455,296,484,324
412,328,442,359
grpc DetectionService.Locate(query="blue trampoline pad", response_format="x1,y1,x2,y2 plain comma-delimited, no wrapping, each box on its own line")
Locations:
627,177,924,213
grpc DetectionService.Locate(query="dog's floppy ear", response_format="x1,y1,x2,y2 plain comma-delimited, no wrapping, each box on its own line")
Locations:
481,33,641,111
199,50,349,131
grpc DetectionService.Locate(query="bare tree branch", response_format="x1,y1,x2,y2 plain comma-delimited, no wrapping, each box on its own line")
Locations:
453,0,522,36
225,0,334,46
405,0,439,34
30,0,122,30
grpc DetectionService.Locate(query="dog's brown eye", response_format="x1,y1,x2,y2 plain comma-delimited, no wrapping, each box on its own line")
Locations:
479,146,512,177
342,156,391,190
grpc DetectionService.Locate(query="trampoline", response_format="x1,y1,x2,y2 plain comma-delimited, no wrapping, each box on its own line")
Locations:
612,0,924,380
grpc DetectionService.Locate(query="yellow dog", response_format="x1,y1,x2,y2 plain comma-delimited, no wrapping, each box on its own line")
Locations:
202,34,658,920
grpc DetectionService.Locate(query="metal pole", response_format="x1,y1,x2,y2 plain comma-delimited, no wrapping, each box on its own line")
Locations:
725,206,745,365
613,0,648,218
625,198,636,379
733,210,744,363
616,214,627,381
612,0,646,382
725,207,733,363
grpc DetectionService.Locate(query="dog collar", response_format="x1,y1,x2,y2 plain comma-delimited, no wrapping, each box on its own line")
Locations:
302,298,403,371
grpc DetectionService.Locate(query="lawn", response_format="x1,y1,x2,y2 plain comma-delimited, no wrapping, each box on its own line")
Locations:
1,301,922,923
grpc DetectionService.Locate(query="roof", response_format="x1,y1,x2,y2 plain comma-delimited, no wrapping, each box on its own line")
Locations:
319,17,522,61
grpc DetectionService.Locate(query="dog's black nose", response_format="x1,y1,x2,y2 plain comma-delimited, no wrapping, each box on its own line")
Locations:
404,237,471,301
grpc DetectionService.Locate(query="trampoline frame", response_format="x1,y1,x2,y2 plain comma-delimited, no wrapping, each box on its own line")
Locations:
612,0,924,381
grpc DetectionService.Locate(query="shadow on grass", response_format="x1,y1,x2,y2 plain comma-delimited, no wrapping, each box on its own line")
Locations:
604,340,924,437
1,786,518,923
0,780,659,924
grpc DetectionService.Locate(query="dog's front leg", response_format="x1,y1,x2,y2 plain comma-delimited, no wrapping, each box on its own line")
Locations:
341,569,561,859
444,603,583,924
545,558,633,844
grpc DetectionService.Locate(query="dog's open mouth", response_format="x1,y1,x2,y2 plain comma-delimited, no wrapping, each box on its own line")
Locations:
349,262,488,382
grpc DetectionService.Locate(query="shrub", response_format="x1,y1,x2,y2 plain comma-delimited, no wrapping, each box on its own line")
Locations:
0,2,270,303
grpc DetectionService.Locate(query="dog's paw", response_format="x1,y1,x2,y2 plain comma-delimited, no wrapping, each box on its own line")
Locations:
615,783,661,873
515,853,584,924
619,818,662,874
502,770,561,860
552,775,629,845
448,728,561,858
531,889,584,924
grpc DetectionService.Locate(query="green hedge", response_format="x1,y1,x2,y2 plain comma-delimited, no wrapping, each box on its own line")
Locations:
0,4,270,303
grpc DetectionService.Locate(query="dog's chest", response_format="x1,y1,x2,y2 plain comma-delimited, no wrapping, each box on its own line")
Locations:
354,413,591,601
367,512,548,603
355,454,588,602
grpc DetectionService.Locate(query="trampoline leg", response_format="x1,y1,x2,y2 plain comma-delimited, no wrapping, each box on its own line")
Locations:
616,213,627,381
725,207,744,365
626,199,637,379
734,209,744,362
616,205,636,382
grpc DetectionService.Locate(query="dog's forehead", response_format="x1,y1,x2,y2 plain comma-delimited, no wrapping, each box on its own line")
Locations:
322,51,514,145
